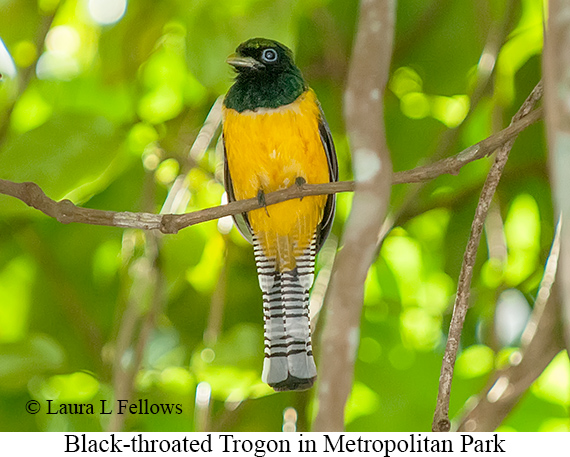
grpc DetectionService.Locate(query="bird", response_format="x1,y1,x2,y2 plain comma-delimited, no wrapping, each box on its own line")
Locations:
222,38,338,391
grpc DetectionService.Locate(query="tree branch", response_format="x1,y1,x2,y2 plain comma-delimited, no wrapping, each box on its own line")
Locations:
457,218,564,432
544,0,570,355
313,0,395,431
432,81,543,432
0,106,542,233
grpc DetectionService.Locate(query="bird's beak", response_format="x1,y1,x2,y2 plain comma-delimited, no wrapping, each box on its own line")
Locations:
226,54,264,70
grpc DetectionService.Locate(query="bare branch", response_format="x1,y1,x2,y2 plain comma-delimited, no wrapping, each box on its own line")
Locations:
0,106,542,233
432,81,543,432
313,0,395,432
395,108,542,184
457,218,564,432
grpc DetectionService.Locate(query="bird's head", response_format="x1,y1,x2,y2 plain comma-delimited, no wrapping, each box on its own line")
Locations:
224,38,306,112
227,38,298,76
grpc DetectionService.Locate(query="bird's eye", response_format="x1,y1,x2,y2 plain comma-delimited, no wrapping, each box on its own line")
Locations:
261,48,278,63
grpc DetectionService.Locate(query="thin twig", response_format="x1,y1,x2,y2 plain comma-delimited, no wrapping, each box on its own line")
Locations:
0,107,542,233
106,96,222,432
432,81,543,432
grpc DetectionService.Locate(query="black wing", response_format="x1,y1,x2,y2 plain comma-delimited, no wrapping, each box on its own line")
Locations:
223,133,254,244
315,105,338,252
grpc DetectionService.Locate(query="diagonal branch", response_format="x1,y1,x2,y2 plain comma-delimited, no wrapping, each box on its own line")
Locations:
457,218,564,432
432,81,543,432
0,106,542,233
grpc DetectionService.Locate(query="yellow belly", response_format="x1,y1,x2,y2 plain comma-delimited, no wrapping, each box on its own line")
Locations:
223,89,330,270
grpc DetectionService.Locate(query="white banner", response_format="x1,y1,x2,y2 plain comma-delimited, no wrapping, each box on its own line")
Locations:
0,432,568,455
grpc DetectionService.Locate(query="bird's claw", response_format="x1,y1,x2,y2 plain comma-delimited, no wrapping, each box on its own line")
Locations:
295,177,306,201
258,189,270,217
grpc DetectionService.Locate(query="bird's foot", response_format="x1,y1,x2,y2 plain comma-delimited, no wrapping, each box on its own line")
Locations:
295,177,306,201
257,189,270,217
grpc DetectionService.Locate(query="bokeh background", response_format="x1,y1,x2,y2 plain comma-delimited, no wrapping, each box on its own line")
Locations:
1,0,567,432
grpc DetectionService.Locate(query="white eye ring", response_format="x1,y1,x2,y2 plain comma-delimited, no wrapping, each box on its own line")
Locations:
262,48,278,63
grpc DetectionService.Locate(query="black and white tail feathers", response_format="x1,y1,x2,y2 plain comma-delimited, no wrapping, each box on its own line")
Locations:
254,236,317,391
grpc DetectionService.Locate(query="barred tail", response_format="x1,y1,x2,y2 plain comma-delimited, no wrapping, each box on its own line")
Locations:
254,237,317,391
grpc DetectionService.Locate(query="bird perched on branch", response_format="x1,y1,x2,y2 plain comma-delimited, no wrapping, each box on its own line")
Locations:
222,38,338,391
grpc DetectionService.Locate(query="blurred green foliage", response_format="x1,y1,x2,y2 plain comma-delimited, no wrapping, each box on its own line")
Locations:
0,0,567,432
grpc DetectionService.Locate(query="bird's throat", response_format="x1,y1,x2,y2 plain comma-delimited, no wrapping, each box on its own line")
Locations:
224,70,306,113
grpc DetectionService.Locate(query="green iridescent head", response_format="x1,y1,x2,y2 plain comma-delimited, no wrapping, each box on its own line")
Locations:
224,38,307,112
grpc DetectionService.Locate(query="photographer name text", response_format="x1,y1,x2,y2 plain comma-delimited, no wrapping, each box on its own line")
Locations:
47,399,182,415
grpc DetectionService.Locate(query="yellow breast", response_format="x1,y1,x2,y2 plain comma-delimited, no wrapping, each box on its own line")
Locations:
223,89,330,269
